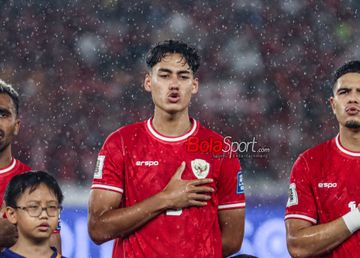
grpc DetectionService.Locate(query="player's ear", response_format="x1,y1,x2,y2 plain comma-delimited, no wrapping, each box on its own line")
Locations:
14,119,20,136
6,207,18,225
144,73,152,92
329,96,336,115
191,77,199,94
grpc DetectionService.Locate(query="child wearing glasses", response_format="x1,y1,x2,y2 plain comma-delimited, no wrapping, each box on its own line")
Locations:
0,171,65,258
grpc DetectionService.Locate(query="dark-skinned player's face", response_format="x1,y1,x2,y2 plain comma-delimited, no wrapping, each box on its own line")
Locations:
331,73,360,130
0,93,19,152
144,53,199,115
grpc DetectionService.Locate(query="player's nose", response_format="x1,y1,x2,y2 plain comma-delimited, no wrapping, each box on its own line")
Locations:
168,76,180,89
347,90,360,103
38,208,49,218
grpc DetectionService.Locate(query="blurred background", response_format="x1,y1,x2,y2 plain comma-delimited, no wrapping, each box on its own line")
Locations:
1,0,359,257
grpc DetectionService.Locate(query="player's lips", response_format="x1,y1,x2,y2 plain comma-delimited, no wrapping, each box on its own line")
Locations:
168,92,180,103
37,223,50,231
345,106,360,115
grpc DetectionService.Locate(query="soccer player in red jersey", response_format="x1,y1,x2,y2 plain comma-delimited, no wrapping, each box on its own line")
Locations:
0,80,61,251
88,40,245,258
0,80,31,249
285,61,360,257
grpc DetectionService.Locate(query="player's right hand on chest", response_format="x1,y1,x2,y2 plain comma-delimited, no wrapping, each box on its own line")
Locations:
161,161,214,209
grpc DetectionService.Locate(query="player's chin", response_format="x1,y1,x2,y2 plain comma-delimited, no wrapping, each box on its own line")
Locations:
32,232,52,241
166,108,182,114
344,119,360,130
163,103,186,113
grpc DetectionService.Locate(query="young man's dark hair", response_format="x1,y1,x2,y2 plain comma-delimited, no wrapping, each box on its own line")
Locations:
0,79,19,116
145,40,201,74
4,171,64,208
89,39,245,258
332,60,360,91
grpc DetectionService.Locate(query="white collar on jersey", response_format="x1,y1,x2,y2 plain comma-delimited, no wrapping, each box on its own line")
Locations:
335,134,360,157
146,118,197,142
0,157,16,174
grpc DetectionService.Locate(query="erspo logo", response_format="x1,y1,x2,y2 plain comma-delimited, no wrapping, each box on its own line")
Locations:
318,182,337,188
136,161,159,167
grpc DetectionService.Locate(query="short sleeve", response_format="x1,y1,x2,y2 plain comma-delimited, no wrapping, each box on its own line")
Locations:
91,131,125,194
285,155,317,224
217,151,245,211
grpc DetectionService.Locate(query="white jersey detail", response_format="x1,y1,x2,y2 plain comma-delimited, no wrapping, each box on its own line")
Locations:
147,118,197,142
91,184,124,193
218,202,245,210
335,134,360,157
285,214,317,224
0,158,16,174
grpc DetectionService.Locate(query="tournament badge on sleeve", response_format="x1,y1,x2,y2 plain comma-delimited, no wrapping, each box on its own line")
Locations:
191,159,210,179
94,155,105,179
287,183,298,207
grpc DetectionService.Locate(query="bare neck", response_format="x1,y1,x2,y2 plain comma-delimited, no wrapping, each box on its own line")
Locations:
0,145,12,169
339,126,360,152
10,236,53,258
152,109,191,137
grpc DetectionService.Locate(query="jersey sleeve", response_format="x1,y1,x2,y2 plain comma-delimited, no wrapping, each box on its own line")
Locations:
91,131,125,194
217,150,245,211
285,154,317,224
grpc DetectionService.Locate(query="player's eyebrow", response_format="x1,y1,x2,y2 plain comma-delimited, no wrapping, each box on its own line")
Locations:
158,68,173,73
25,200,58,204
0,107,12,114
335,86,360,94
337,86,348,90
158,68,190,74
158,68,191,75
177,70,191,75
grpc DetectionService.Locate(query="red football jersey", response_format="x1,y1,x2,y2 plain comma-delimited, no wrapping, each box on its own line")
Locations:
92,118,245,258
0,158,31,205
285,134,360,257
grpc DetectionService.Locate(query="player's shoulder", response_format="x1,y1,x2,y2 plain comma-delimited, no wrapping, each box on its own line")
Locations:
15,159,31,171
299,137,334,161
0,248,21,258
106,121,146,140
0,158,30,177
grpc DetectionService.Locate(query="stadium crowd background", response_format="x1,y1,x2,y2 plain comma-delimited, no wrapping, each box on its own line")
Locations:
1,0,359,198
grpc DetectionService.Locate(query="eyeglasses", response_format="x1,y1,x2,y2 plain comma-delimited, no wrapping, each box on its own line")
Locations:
15,205,62,217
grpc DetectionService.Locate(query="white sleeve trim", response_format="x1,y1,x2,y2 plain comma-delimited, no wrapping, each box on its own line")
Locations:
218,202,245,210
285,214,317,224
91,184,124,193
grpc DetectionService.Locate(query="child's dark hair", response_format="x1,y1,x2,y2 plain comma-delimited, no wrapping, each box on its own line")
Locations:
146,40,200,74
332,60,360,92
4,171,63,207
